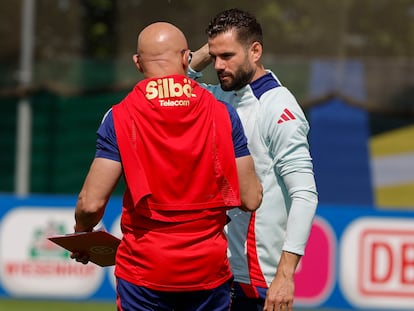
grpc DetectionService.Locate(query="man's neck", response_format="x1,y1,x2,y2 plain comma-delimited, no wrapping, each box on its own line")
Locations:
251,65,267,83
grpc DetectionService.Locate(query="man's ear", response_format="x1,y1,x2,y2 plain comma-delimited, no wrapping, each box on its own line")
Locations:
250,42,262,63
132,54,143,73
181,49,192,71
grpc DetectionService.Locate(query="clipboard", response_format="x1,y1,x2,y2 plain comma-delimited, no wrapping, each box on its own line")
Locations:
48,230,121,267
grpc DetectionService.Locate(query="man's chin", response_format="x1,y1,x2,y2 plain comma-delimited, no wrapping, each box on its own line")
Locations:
219,82,233,91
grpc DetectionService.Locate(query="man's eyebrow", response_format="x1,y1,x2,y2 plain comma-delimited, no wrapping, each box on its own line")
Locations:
210,51,235,57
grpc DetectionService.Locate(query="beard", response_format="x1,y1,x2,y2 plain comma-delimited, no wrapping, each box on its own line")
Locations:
217,65,255,91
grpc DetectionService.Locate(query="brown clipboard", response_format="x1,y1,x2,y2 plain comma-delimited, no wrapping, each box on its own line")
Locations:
48,230,121,267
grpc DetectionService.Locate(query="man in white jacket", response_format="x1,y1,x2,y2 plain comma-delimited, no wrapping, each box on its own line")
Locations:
188,8,318,311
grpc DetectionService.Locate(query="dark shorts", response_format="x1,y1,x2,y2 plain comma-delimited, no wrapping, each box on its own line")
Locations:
116,277,232,311
230,282,267,311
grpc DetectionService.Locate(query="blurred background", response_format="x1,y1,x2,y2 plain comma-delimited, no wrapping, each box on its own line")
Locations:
1,0,414,201
1,1,414,310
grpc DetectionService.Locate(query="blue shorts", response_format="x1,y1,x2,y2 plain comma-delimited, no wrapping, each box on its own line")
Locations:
230,282,267,311
116,277,232,311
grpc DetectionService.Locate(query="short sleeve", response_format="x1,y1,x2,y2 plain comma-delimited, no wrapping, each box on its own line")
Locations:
222,101,250,158
95,109,121,162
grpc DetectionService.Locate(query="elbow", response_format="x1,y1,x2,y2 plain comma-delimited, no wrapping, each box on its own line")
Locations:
241,183,263,212
74,192,106,231
76,192,105,215
242,197,262,212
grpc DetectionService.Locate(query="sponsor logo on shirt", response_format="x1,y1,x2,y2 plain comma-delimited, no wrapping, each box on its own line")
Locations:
145,77,196,107
277,108,296,124
159,99,191,107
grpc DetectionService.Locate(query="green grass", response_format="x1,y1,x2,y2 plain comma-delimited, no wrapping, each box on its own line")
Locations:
0,299,348,311
0,299,116,311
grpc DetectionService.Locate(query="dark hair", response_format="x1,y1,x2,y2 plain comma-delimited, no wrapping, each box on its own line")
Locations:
206,8,263,47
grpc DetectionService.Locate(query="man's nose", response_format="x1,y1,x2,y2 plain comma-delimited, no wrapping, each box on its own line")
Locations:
214,58,225,71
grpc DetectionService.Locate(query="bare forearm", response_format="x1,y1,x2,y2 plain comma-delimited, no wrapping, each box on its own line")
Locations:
276,251,301,279
190,43,211,72
74,158,122,232
74,190,107,232
236,155,263,211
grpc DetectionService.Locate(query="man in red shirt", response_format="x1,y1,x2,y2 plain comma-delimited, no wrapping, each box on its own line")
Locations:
71,22,262,311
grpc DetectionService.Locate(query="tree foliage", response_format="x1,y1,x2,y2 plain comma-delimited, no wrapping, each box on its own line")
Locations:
1,0,414,63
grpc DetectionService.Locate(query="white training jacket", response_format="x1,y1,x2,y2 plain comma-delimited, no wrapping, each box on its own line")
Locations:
189,68,318,288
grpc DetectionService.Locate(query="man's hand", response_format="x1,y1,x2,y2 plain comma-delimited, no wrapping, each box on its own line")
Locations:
263,251,301,311
264,273,294,311
70,251,90,265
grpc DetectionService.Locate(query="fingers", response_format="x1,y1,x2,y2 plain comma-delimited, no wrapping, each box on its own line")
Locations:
263,301,292,311
277,303,291,311
70,251,90,265
263,304,290,311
